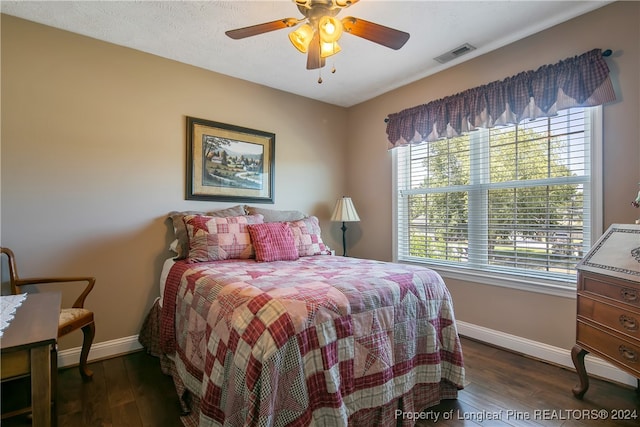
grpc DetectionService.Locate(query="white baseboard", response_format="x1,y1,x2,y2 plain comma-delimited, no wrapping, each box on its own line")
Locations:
457,320,637,388
58,323,637,389
57,335,143,369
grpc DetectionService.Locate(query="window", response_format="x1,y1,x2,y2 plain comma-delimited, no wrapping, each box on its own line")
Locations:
394,107,602,294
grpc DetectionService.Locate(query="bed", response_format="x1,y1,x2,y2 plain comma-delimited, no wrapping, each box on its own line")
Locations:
139,207,465,427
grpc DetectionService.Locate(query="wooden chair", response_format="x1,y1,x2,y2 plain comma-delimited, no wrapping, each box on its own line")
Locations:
1,247,96,379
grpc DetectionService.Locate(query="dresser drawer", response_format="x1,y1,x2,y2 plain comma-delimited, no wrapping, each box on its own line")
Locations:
581,275,640,309
577,322,640,377
577,296,640,339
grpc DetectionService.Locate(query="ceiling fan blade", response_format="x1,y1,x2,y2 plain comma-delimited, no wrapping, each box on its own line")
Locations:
306,32,326,70
225,17,299,39
341,17,410,50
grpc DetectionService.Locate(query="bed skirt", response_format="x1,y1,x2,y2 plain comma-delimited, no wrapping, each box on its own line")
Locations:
139,298,459,427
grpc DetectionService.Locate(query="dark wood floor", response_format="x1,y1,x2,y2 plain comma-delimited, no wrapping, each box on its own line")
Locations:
421,338,639,427
2,337,638,426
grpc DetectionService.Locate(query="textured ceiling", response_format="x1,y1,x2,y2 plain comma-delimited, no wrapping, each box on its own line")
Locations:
1,1,611,107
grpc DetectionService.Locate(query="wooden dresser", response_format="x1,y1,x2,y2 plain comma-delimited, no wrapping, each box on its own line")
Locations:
572,224,640,398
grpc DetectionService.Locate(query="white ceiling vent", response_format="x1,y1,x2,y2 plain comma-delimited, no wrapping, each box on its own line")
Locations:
434,43,477,64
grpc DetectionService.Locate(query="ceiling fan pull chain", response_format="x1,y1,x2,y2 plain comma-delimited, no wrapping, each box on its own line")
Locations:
317,27,322,84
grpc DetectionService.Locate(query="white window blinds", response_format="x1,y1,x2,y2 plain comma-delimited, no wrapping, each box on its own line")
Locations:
395,107,598,286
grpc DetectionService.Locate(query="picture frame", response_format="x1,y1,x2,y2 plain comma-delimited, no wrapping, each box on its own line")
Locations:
186,116,275,203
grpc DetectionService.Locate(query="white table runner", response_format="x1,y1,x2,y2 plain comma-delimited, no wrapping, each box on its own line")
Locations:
0,293,27,337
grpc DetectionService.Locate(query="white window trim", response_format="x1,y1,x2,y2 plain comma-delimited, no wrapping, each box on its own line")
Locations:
392,106,604,299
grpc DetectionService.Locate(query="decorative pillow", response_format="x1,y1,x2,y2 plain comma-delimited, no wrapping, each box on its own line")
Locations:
183,214,263,262
245,206,307,223
247,222,299,262
169,205,246,259
287,216,331,257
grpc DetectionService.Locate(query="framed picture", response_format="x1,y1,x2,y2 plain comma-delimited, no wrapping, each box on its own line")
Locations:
186,117,275,203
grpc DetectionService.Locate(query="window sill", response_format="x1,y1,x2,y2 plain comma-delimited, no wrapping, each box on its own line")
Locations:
395,259,578,299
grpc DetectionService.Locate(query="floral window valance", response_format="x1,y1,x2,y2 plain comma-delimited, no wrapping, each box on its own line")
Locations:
385,48,616,149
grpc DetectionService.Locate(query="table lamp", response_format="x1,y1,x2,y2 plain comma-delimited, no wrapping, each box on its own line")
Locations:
331,196,360,256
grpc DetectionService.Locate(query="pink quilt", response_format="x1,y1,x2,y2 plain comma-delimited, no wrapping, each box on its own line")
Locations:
160,255,464,426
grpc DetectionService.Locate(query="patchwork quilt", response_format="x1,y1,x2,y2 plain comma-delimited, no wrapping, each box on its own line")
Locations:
160,255,465,427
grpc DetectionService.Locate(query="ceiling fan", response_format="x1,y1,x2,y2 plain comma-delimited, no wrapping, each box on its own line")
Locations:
225,0,410,72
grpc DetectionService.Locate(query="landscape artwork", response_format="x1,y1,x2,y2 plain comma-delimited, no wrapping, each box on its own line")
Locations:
202,137,264,190
186,117,275,203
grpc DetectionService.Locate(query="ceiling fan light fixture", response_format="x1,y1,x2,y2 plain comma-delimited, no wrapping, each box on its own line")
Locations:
289,23,314,53
318,15,343,43
320,41,341,58
226,0,409,76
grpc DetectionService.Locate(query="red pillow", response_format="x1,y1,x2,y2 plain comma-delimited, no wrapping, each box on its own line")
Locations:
247,222,299,262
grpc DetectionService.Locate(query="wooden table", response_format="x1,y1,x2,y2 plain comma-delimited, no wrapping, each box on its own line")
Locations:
1,292,61,426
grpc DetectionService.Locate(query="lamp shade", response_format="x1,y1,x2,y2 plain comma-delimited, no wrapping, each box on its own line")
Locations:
318,16,343,43
320,41,341,58
289,24,314,53
331,197,360,222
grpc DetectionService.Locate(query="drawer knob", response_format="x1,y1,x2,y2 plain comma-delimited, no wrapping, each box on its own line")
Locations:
618,345,638,363
620,288,638,303
619,315,639,332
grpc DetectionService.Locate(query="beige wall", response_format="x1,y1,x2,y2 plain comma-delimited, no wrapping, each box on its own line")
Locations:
1,15,348,350
346,1,640,349
2,2,639,355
